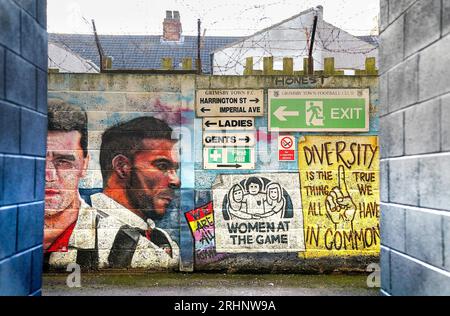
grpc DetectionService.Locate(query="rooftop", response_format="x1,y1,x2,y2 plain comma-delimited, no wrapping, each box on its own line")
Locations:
49,33,243,73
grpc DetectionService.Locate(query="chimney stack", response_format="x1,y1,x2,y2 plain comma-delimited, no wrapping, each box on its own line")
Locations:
163,10,182,41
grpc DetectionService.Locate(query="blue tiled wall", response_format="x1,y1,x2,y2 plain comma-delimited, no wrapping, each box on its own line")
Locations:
0,0,47,296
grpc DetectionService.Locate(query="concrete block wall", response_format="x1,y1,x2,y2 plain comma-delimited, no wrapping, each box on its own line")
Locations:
380,0,450,295
0,0,47,296
48,72,379,273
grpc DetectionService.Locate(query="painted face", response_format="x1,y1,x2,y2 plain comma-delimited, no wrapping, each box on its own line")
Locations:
269,188,279,200
248,183,260,195
233,187,243,202
45,131,88,216
126,139,181,219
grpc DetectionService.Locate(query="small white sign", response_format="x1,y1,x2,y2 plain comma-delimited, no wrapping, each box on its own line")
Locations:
196,89,264,117
202,117,256,131
203,132,256,147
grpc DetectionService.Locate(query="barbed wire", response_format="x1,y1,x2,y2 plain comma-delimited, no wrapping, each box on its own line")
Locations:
48,0,378,35
47,0,378,74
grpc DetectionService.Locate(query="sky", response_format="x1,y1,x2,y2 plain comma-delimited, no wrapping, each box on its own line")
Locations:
47,0,380,37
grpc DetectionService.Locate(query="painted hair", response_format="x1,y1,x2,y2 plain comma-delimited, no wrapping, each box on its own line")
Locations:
47,99,88,158
245,177,263,192
99,116,174,186
228,183,244,212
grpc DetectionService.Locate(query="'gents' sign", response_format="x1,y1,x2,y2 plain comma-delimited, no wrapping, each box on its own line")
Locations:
203,132,256,147
196,89,264,117
268,89,370,132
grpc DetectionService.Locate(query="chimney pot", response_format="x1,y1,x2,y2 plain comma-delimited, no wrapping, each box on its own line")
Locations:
163,11,182,41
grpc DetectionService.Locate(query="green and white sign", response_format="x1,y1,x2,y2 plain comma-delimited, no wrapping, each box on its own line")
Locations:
203,147,255,170
268,89,370,132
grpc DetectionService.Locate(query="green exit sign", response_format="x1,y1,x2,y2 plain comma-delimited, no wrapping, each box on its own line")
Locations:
268,89,370,132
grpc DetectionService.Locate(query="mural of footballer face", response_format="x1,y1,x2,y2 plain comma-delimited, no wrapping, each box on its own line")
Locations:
45,101,89,216
126,138,180,219
44,100,90,251
101,116,181,220
45,131,89,215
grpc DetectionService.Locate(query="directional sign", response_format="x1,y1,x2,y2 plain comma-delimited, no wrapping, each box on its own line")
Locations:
203,147,255,170
268,89,370,132
202,117,255,131
196,89,264,117
203,132,256,147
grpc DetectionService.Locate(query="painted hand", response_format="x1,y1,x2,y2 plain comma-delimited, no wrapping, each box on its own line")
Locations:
325,165,357,226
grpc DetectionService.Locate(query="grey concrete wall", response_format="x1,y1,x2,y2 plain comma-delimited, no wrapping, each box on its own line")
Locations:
380,0,450,295
0,0,47,296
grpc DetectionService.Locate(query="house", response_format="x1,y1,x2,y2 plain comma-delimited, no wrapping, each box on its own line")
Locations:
48,11,241,74
48,42,99,73
48,8,378,75
211,6,379,75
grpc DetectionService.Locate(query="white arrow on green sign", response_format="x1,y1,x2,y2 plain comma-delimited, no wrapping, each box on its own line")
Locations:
268,89,370,132
203,147,255,170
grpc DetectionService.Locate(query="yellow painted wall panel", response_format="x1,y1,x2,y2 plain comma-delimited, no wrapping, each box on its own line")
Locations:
298,136,379,257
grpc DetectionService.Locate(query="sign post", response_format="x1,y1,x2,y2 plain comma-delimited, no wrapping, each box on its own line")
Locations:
196,89,264,117
202,117,255,131
203,132,256,147
268,89,369,132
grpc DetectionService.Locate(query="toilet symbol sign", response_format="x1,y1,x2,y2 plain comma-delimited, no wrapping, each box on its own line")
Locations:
278,135,295,161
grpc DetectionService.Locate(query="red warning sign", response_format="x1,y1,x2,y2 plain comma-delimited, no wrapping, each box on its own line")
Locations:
278,136,295,161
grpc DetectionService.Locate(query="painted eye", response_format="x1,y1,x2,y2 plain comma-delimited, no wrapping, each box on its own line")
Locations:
54,159,74,169
156,162,170,171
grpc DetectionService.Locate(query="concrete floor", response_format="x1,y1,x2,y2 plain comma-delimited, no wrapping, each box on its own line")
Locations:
43,272,380,296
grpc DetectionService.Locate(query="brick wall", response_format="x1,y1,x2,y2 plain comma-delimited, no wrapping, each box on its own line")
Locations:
380,0,450,295
0,0,47,296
